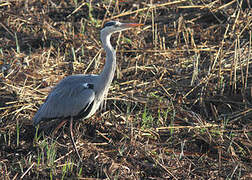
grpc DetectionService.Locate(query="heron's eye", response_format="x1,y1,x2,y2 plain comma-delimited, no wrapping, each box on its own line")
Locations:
104,21,116,27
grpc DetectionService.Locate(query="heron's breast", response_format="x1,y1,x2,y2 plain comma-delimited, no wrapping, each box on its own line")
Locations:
85,99,102,119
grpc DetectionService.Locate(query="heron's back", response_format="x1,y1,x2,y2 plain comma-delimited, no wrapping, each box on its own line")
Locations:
33,74,100,125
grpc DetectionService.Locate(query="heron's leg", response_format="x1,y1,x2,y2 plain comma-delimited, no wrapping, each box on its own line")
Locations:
70,116,82,161
52,119,67,136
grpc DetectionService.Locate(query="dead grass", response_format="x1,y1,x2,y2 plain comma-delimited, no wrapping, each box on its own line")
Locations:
0,0,252,179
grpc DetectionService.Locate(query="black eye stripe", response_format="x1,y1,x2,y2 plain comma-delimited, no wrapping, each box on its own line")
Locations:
104,21,116,27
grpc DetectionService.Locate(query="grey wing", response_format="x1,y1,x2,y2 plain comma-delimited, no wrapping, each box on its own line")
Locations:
33,86,95,126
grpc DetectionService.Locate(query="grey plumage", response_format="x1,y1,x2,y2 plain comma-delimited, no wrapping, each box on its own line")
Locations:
33,75,97,125
33,21,143,160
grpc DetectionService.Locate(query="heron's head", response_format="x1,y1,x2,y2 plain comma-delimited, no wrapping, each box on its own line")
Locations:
101,21,143,35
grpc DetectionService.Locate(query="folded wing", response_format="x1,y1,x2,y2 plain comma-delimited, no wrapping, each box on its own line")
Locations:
33,83,95,126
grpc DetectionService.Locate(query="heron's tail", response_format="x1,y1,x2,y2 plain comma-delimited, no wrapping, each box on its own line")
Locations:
33,113,41,126
33,107,43,126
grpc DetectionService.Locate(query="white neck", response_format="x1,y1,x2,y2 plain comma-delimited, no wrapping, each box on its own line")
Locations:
98,32,116,97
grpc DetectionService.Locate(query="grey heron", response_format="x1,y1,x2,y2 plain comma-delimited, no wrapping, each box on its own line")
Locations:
33,21,143,160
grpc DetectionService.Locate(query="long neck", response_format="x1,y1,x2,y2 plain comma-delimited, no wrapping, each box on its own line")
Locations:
99,32,116,93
